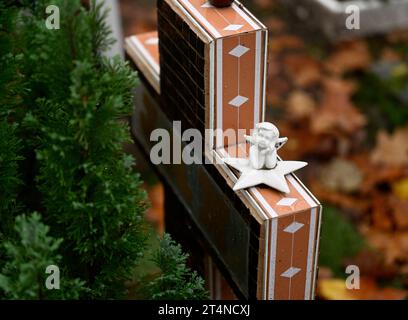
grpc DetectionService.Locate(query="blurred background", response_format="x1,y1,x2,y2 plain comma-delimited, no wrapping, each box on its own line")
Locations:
119,0,408,299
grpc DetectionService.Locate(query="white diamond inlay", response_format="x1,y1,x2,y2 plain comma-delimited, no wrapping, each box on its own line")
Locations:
281,267,301,278
224,24,244,31
277,198,298,207
229,95,248,108
229,45,250,58
144,37,159,45
284,222,304,234
201,1,214,8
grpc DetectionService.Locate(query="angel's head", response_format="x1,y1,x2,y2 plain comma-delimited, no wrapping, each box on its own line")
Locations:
253,122,280,148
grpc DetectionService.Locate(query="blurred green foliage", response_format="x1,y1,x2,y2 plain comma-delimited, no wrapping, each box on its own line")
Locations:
0,213,86,299
354,67,408,142
0,0,207,300
319,206,366,277
147,234,208,300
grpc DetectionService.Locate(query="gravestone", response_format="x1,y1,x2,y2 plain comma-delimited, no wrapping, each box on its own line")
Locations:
125,0,322,300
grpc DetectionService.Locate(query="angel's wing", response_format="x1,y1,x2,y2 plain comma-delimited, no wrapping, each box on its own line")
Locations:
275,137,288,150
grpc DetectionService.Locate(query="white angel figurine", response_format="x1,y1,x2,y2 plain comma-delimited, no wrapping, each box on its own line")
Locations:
245,122,288,170
222,122,307,193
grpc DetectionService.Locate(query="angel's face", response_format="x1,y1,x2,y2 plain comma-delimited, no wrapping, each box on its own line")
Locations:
256,128,277,148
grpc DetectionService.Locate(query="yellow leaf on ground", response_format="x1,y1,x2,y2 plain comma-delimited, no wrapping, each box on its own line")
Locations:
318,278,408,300
319,279,352,300
393,178,408,200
